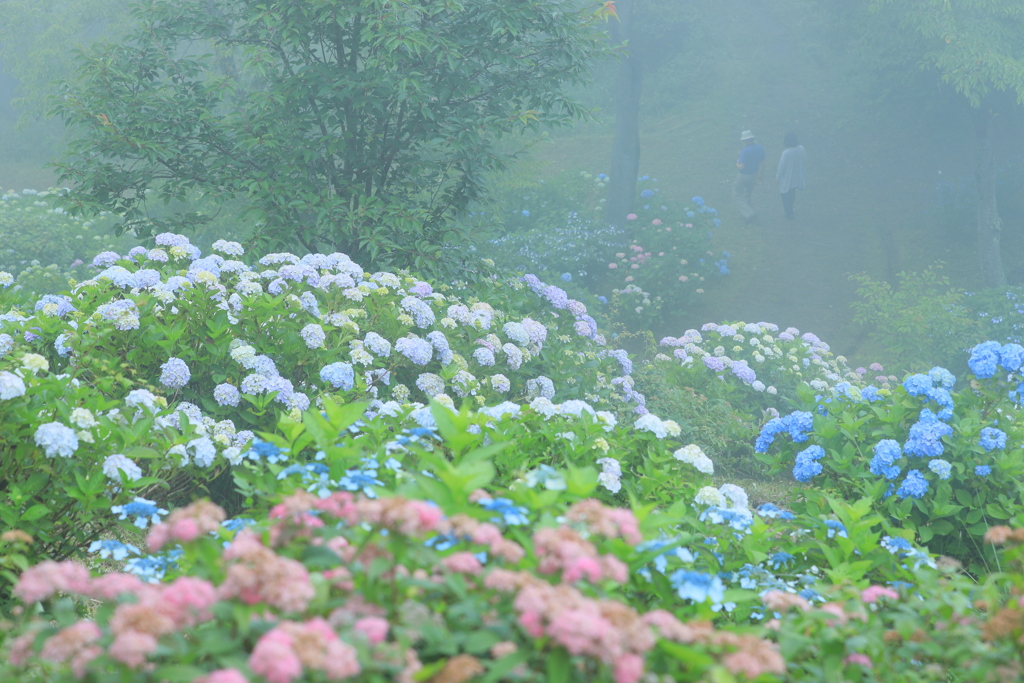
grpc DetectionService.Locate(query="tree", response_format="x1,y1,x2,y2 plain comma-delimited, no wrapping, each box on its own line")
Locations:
0,0,135,119
868,0,1024,288
604,1,703,229
52,0,613,273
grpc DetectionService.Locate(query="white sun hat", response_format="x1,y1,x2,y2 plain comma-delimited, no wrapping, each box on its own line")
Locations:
740,130,755,141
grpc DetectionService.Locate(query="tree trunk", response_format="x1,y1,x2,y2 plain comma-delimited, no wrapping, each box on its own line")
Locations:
606,0,642,230
975,108,1005,288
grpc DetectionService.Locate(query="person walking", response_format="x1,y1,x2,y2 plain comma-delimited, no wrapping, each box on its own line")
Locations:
733,130,765,223
776,132,807,219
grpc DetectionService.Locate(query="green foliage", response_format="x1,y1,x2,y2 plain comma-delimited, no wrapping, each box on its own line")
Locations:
52,0,614,274
851,264,981,374
0,190,126,276
634,363,759,479
754,362,1024,571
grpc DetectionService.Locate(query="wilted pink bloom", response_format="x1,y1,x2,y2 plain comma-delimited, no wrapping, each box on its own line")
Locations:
861,585,899,603
88,573,143,600
678,276,688,282
8,632,37,666
608,263,618,269
40,621,102,674
491,641,518,658
624,276,633,282
651,219,662,226
354,616,390,645
626,214,637,220
630,264,639,270
615,252,625,258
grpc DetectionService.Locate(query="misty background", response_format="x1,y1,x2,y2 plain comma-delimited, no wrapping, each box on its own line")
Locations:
2,0,1024,372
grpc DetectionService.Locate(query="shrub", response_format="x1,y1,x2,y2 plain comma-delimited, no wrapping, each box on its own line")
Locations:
0,189,126,275
753,341,1024,570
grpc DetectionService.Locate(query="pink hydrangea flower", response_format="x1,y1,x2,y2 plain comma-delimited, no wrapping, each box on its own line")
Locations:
108,630,158,668
354,616,390,645
651,219,662,226
196,669,250,683
250,629,302,683
441,552,484,576
626,214,637,220
609,263,618,269
844,653,872,668
860,585,899,603
14,561,91,603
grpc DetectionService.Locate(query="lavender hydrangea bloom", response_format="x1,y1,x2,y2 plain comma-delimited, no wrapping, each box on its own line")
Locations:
92,251,121,268
300,323,326,349
703,356,727,372
473,347,496,366
396,337,432,365
213,383,241,407
608,349,633,375
159,357,191,389
364,332,392,357
730,360,756,384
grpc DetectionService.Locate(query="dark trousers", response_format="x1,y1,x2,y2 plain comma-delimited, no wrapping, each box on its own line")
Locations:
781,190,796,217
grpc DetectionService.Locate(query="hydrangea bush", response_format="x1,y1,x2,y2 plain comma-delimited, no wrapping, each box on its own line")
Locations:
4,400,982,683
753,340,1024,567
0,189,127,278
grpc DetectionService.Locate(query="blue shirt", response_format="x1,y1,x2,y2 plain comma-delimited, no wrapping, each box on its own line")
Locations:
738,144,765,174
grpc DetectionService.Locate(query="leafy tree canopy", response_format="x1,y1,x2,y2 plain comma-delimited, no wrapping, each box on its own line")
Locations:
52,0,613,273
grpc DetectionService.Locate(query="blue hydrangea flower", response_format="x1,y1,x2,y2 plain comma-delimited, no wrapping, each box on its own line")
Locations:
89,539,140,561
1001,343,1024,372
246,439,288,464
928,459,952,480
111,497,168,529
903,373,932,396
640,189,655,198
692,196,704,205
824,519,848,538
976,465,992,476
769,551,794,569
670,570,725,604
124,548,182,583
896,469,929,499
861,386,882,402
337,468,383,498
904,413,952,458
477,497,529,526
521,209,530,217
979,426,1007,451
792,444,824,483
699,506,753,532
560,272,572,282
968,340,1001,378
927,366,956,389
870,439,902,479
524,465,567,491
755,503,795,520
880,535,913,554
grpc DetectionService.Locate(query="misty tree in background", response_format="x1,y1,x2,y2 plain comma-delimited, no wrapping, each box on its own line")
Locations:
868,0,1024,288
605,0,702,229
0,0,134,120
51,0,613,273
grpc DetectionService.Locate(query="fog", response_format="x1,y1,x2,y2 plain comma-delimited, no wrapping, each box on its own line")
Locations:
2,0,1024,374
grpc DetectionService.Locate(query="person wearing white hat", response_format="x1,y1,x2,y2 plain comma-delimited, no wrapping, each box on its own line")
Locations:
734,130,765,223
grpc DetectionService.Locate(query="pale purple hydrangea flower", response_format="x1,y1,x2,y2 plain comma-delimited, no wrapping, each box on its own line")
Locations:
416,373,445,397
92,251,121,268
408,281,433,297
300,323,326,349
214,383,241,407
396,337,433,365
321,362,355,390
503,322,530,345
473,347,496,366
526,376,555,399
503,343,523,370
159,357,191,389
364,332,391,357
703,356,727,372
401,296,435,328
521,318,547,345
212,240,245,256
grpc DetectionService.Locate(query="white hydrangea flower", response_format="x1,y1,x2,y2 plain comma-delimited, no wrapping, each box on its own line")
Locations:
673,444,714,475
694,486,726,507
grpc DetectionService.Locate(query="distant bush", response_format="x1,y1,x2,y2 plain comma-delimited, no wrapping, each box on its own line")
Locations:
0,189,127,274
